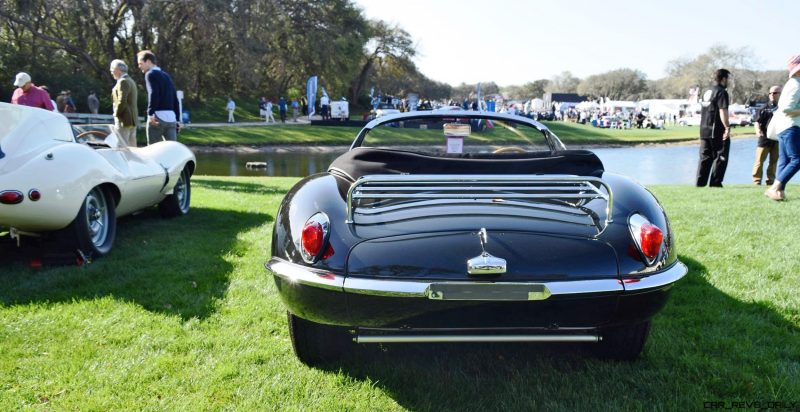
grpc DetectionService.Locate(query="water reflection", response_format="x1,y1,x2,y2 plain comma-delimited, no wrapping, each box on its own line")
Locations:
193,138,760,185
592,137,757,185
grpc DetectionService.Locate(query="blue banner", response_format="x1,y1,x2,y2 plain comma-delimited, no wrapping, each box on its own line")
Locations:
307,75,317,118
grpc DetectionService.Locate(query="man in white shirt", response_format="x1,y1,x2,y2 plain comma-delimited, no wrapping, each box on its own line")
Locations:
226,97,236,123
265,99,275,123
320,94,330,120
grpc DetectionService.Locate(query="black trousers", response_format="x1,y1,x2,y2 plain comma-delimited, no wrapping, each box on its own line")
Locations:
696,137,730,187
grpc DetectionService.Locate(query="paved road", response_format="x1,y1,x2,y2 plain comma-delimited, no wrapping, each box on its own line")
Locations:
184,116,319,128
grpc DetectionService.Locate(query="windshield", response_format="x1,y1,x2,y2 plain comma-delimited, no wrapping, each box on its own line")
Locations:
359,114,554,155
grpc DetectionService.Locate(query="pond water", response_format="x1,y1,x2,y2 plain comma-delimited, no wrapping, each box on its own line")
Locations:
193,138,763,185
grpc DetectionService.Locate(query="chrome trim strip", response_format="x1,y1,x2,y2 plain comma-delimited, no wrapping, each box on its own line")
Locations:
355,334,600,343
343,277,428,297
343,277,623,298
624,261,688,291
266,259,687,298
546,279,624,295
265,259,344,292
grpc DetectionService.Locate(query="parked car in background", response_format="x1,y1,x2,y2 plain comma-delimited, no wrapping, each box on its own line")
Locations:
0,103,195,261
728,105,752,127
372,103,401,118
266,110,687,365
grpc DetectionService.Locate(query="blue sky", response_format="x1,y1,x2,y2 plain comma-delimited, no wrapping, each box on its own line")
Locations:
354,0,800,86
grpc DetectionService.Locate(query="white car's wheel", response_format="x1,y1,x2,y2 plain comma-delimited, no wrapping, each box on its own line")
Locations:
59,186,117,259
159,167,191,218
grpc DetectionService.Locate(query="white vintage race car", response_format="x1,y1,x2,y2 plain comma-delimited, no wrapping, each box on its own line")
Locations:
0,103,196,260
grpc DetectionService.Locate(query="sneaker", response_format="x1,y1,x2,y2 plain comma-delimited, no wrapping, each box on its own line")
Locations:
764,189,784,201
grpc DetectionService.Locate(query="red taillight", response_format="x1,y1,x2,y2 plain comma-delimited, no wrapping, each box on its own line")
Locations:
629,214,664,265
301,221,324,258
0,190,24,204
28,189,41,201
639,223,664,261
299,213,334,263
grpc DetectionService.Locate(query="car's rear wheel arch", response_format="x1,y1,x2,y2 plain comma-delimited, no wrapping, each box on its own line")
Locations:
99,182,121,207
55,185,117,260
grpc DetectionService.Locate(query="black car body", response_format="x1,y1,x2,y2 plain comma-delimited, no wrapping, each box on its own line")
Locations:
266,110,687,365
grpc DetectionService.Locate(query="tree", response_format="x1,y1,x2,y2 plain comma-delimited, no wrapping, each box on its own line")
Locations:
348,19,415,102
450,82,498,102
662,45,760,103
577,69,647,100
502,79,549,100
0,0,372,109
545,71,580,93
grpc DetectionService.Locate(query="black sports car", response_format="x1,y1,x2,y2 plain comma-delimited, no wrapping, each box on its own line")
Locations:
266,110,686,365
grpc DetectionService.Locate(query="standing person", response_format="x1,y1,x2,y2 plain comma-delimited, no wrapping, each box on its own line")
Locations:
301,96,308,116
11,72,54,111
137,50,180,145
226,97,236,123
265,99,275,123
696,69,732,187
291,98,299,122
87,91,100,114
39,86,58,112
752,86,782,185
55,91,66,112
258,97,268,121
63,91,77,113
278,96,287,123
110,59,139,147
765,55,800,201
319,93,330,120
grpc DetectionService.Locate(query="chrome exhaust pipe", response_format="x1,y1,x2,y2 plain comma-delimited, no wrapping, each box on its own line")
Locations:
354,334,601,343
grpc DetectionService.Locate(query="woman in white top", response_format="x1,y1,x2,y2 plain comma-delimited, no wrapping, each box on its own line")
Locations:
766,55,800,201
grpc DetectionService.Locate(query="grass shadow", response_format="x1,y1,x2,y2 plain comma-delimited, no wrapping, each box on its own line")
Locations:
323,255,799,410
0,206,271,321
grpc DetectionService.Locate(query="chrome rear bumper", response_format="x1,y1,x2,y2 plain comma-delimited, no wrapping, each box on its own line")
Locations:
265,259,687,300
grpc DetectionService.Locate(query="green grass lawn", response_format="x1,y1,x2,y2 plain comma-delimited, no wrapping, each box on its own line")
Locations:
178,121,754,147
1,177,797,410
186,97,369,124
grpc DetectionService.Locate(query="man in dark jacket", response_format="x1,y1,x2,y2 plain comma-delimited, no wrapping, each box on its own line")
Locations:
752,86,781,185
137,50,180,145
696,69,732,187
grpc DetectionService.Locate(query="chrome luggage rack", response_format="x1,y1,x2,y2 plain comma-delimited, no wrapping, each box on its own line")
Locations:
346,174,613,236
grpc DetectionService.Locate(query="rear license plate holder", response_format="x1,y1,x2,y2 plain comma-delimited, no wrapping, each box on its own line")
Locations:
426,283,551,301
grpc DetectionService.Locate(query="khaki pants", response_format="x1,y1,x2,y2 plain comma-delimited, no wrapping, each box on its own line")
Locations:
752,143,779,185
114,125,137,147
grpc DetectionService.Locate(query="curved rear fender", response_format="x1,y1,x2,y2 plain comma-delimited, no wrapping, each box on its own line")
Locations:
272,174,350,270
0,144,125,231
601,173,676,275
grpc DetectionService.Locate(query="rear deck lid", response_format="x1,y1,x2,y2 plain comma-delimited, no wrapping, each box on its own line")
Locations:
347,231,618,282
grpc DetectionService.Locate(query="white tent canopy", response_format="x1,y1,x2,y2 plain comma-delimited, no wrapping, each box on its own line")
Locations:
576,101,600,110
602,100,637,112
